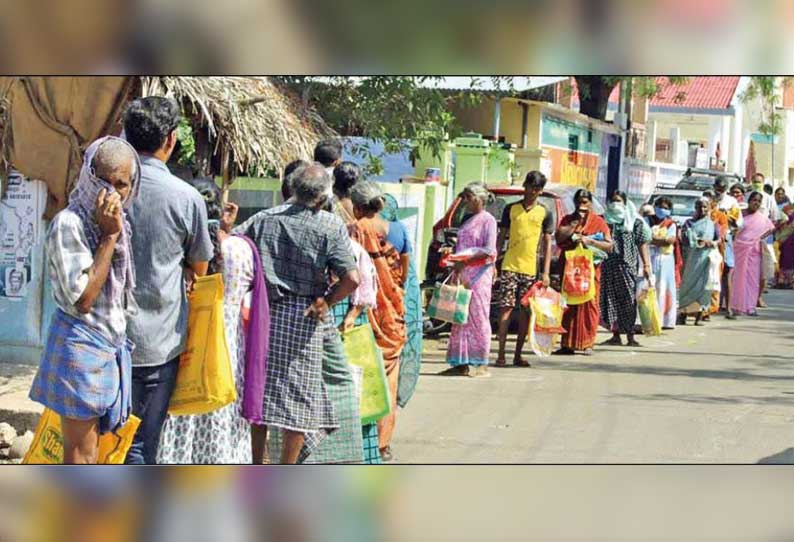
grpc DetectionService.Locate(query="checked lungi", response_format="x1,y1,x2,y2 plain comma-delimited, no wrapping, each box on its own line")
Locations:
299,325,363,464
269,322,364,463
29,309,133,434
262,294,338,436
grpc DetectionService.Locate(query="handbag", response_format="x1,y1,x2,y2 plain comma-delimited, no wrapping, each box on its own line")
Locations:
427,264,492,325
341,324,392,425
23,409,141,464
168,274,237,416
562,245,596,305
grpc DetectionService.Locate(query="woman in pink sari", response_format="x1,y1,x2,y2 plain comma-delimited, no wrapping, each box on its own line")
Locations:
443,182,498,377
730,192,776,316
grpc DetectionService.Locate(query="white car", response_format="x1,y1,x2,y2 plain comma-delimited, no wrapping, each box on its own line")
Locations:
645,189,704,227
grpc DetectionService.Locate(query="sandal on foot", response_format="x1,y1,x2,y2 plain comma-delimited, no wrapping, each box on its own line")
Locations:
439,365,470,376
469,366,492,378
553,347,575,356
380,447,394,462
601,336,623,346
625,339,641,347
513,358,531,367
581,348,594,356
494,358,507,367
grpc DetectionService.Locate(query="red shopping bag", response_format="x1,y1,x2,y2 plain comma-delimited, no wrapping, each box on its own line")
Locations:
562,245,596,305
563,249,592,297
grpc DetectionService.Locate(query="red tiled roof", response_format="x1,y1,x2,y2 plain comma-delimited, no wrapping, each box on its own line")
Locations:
570,77,741,111
648,76,740,109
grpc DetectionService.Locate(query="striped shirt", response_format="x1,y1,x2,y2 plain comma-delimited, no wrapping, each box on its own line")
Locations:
46,209,128,344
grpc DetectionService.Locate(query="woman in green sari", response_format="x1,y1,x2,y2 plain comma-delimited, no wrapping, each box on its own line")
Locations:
677,198,718,325
380,194,423,411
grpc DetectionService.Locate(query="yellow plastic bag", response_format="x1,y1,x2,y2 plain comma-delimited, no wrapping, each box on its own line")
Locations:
168,273,236,415
637,286,663,337
562,245,596,305
528,308,558,358
341,324,392,425
23,408,141,464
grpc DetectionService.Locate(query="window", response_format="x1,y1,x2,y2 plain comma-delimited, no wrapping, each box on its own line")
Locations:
568,134,579,164
655,138,673,163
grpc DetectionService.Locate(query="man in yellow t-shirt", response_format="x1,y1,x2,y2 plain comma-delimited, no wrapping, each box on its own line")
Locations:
495,171,554,367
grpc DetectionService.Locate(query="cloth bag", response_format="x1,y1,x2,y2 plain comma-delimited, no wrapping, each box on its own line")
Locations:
562,245,596,305
341,324,392,425
427,274,473,325
637,284,663,337
23,408,141,464
168,274,236,416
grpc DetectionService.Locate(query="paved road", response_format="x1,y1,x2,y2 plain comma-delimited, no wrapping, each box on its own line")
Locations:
393,289,794,463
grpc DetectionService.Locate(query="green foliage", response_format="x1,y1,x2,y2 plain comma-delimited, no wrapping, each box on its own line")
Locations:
739,77,793,136
175,117,196,167
274,76,490,176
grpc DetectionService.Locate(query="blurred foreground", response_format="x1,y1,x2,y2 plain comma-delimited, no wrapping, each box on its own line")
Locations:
1,466,794,541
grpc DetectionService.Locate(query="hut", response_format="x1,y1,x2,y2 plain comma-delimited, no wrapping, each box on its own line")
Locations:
0,76,333,216
0,76,333,364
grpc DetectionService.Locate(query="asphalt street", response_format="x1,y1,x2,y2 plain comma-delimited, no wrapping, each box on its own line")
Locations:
393,289,794,463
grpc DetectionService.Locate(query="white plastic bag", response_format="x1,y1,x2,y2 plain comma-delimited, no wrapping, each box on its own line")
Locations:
707,248,723,293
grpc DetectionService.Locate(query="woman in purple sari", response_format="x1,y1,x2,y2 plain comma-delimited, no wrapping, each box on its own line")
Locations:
444,182,498,377
775,188,794,288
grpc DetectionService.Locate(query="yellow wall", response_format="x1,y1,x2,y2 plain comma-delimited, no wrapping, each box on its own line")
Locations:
449,97,542,148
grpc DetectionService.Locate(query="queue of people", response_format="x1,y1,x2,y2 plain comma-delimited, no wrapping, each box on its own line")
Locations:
440,171,792,377
28,97,420,464
24,94,794,463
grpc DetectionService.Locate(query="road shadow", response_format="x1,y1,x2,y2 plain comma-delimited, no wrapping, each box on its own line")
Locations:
758,448,794,464
546,360,794,383
611,392,794,407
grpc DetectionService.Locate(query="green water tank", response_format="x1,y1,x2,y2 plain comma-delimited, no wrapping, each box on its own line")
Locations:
453,133,490,194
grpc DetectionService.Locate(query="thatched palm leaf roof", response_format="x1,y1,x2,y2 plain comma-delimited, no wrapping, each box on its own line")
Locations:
141,77,334,176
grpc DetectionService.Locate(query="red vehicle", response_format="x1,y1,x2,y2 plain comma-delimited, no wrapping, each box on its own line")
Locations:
422,184,605,336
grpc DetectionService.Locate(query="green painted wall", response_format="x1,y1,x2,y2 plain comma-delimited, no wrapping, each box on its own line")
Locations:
219,176,450,281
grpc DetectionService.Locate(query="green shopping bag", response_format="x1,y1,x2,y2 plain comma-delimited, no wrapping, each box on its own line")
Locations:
341,324,392,425
427,275,472,325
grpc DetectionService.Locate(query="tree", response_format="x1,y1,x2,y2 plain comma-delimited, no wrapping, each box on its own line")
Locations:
739,76,794,137
273,77,496,175
740,77,794,182
574,77,690,121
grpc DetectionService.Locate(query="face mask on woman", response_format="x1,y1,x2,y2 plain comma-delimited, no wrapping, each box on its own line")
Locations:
607,201,626,215
655,207,671,220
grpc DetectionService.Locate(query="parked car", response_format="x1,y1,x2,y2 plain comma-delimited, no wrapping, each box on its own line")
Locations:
645,189,704,227
675,168,743,191
422,184,605,336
